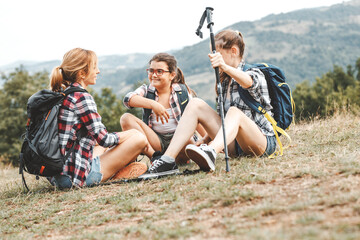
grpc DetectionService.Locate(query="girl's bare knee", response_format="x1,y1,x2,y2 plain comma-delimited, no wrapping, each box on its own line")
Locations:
187,98,207,112
130,129,148,148
120,113,135,128
228,106,243,115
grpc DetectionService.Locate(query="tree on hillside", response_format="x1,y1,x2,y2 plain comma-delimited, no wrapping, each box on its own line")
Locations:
0,67,49,165
90,88,130,133
293,58,360,119
356,58,360,81
90,80,144,133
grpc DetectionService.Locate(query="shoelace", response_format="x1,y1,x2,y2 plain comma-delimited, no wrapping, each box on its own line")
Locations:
149,159,164,171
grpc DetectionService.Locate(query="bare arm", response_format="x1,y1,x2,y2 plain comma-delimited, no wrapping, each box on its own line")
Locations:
128,94,154,109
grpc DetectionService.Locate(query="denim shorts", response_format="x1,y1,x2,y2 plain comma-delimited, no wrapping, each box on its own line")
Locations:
53,156,103,188
235,135,277,157
85,156,103,187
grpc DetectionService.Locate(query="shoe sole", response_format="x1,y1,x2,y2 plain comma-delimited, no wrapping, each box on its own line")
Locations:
113,162,148,179
185,145,215,172
138,169,180,180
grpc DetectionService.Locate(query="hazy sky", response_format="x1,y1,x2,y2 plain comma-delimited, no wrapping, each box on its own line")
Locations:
0,0,350,66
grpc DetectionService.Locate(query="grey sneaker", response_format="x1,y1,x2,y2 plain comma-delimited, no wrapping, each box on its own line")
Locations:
138,156,179,180
185,144,216,171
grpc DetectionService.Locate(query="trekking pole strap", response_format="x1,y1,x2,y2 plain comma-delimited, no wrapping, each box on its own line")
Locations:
196,10,207,38
195,7,214,39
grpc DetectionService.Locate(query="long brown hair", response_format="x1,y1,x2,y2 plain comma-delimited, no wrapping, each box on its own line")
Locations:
50,48,97,92
149,53,190,92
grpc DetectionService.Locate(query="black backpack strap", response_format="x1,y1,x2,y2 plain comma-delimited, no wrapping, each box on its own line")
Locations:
19,149,30,192
142,86,156,125
63,86,87,96
175,84,189,115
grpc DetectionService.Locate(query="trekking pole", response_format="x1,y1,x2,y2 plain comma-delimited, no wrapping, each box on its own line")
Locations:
196,7,230,172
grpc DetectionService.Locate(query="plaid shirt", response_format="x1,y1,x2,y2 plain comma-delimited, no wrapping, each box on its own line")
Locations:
58,83,120,187
217,62,274,136
123,83,192,128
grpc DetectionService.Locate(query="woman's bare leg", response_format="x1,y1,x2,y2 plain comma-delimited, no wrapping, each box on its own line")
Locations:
210,106,267,156
164,98,222,159
120,113,161,158
99,129,147,181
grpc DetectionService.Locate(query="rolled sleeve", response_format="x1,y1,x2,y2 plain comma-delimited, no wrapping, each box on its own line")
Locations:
123,84,147,109
245,68,266,103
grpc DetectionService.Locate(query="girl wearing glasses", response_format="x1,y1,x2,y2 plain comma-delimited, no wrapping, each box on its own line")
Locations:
121,53,204,175
140,29,277,178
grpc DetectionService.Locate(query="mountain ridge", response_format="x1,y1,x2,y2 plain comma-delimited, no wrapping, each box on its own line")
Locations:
1,0,360,105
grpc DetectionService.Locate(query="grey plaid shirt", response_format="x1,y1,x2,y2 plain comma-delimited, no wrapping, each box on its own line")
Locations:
216,62,274,136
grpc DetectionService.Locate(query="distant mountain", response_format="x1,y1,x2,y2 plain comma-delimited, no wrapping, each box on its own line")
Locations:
109,0,360,105
1,0,360,106
174,0,360,87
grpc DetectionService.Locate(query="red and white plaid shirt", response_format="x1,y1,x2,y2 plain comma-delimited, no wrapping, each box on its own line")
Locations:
58,83,120,187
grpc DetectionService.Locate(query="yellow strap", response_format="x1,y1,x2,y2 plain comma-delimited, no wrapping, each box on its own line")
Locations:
264,112,292,158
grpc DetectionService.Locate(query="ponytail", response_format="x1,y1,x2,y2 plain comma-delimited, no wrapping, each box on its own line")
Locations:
172,67,191,93
173,67,184,84
50,66,66,92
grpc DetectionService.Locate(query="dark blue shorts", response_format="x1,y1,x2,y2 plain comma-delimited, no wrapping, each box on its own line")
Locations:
235,135,277,157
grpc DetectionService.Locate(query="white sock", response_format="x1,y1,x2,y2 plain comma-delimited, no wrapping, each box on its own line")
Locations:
161,155,175,164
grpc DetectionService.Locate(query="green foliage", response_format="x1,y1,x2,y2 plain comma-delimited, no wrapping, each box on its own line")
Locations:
293,57,360,119
90,88,125,133
90,87,142,133
0,68,135,166
0,66,49,165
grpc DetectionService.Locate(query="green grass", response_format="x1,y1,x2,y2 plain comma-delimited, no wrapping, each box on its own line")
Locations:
1,112,360,239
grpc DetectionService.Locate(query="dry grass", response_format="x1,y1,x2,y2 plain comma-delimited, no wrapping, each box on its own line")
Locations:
1,112,360,239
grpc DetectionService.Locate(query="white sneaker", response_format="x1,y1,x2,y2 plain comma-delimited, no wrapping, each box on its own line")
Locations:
185,144,216,171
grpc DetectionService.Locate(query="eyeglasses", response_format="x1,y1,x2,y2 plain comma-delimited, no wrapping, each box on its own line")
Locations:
146,68,170,76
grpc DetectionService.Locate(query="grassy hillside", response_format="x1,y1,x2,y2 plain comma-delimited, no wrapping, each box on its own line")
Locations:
1,112,359,239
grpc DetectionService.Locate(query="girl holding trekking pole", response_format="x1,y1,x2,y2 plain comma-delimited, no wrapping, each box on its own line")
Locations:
120,53,205,172
140,29,277,178
50,48,148,188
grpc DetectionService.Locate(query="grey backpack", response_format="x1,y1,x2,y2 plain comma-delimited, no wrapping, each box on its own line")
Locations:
19,87,86,190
